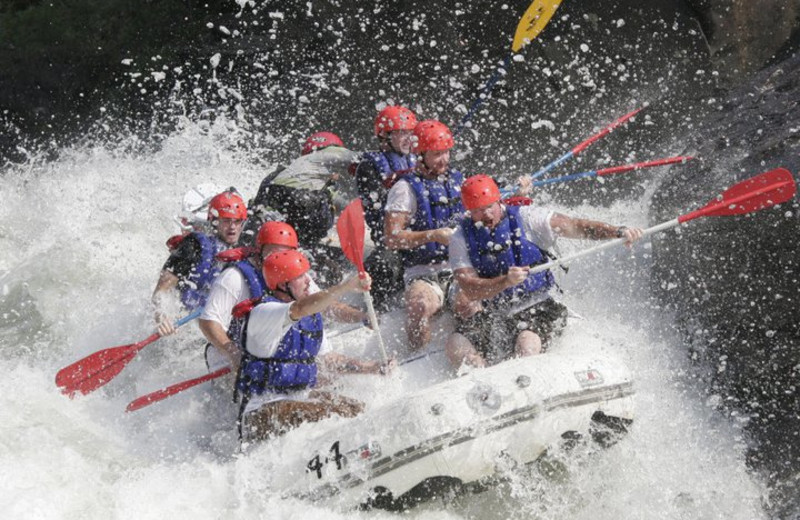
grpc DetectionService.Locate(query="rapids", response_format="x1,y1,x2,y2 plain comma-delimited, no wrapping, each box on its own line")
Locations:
0,122,768,518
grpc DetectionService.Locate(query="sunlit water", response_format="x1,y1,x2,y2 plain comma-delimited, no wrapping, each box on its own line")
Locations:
0,122,765,519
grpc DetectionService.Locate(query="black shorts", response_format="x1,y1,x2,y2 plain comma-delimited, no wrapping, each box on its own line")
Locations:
454,298,568,360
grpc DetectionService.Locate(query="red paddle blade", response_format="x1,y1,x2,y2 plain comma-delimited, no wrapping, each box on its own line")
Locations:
55,336,156,397
679,168,797,223
336,199,367,272
126,367,231,412
65,350,140,397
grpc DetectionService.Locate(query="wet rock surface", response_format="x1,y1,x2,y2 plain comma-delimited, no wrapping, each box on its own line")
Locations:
650,53,800,518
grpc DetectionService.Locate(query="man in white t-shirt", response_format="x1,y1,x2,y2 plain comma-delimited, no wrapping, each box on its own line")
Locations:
384,120,471,351
446,175,644,368
200,221,367,372
237,250,393,441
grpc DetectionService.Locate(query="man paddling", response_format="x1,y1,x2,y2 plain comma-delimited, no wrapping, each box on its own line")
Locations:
446,175,644,368
200,221,368,371
383,120,474,351
237,250,393,441
355,106,418,310
152,190,247,336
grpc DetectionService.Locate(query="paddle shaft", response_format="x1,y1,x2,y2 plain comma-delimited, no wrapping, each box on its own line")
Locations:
454,53,512,137
529,218,677,275
362,291,388,364
126,366,231,412
500,155,692,198
174,308,204,328
134,308,202,350
533,155,693,187
531,108,643,180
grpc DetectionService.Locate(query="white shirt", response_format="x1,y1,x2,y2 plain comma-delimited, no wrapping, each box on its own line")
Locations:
449,204,558,311
246,299,332,359
242,298,332,413
201,265,321,330
385,179,454,283
385,179,418,215
200,266,253,330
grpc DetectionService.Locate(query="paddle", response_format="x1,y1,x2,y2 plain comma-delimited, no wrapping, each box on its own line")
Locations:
55,308,203,397
126,366,231,413
454,0,563,136
500,155,694,197
336,199,389,363
530,107,643,180
528,168,797,275
125,322,369,412
532,155,694,187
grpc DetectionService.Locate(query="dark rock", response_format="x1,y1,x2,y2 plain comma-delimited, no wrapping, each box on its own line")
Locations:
650,53,800,519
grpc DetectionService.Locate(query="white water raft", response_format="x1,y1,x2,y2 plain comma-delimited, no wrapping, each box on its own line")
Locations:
261,350,635,510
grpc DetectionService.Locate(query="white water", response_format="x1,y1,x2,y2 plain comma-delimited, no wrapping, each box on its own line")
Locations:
0,122,766,519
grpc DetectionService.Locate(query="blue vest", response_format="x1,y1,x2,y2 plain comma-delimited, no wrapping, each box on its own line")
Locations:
179,232,227,311
400,169,464,268
462,205,554,306
360,151,415,241
236,296,325,396
225,260,267,350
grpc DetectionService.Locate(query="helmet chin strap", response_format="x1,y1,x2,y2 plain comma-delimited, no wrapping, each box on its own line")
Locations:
274,283,295,302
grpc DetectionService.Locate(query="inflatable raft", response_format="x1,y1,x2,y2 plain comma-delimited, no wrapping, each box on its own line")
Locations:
262,350,635,510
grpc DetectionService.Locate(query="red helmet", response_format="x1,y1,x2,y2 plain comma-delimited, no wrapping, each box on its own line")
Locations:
412,120,454,154
462,174,501,210
207,192,247,221
256,221,299,249
374,106,418,137
263,250,311,290
302,131,344,155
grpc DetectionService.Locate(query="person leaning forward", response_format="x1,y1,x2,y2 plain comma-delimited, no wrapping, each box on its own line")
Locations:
237,250,394,441
245,132,356,247
446,174,644,369
245,132,358,285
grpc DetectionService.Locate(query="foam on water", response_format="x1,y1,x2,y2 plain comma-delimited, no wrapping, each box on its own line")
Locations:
0,123,766,519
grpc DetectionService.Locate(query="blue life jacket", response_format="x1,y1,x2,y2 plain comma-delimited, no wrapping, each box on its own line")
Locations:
236,296,325,396
400,169,464,268
360,151,415,241
225,260,268,350
462,205,554,306
179,232,227,310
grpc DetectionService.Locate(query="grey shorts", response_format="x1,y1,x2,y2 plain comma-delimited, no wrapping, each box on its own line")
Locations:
454,298,568,360
405,270,455,307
